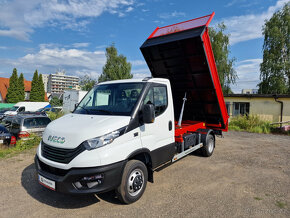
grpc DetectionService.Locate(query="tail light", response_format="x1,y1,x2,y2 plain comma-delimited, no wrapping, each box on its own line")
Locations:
18,131,30,138
10,136,16,145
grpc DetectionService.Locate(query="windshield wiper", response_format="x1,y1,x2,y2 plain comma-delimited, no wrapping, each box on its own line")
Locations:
77,105,90,114
93,109,113,115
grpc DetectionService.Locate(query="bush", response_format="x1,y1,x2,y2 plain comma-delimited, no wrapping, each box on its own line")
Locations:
0,134,41,158
46,111,64,120
229,115,272,134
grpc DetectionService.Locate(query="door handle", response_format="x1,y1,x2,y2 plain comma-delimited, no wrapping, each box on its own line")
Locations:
168,121,172,131
134,132,138,137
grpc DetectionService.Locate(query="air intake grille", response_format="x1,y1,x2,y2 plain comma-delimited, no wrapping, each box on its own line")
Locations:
41,141,85,164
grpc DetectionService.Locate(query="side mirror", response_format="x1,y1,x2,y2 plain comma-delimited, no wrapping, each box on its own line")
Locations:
74,103,79,110
142,104,155,124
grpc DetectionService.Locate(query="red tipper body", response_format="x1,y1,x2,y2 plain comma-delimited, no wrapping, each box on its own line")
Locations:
140,12,229,140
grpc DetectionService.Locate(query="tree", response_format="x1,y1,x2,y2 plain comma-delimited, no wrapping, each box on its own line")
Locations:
98,44,132,82
258,3,289,94
209,23,237,94
6,68,20,103
79,75,97,91
30,70,39,102
50,96,63,106
38,74,46,101
18,73,25,102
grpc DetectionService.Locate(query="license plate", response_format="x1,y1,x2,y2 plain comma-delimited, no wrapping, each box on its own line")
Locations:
38,174,55,191
0,140,3,144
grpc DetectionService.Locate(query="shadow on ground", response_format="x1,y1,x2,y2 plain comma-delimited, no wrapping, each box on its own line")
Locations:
21,163,121,208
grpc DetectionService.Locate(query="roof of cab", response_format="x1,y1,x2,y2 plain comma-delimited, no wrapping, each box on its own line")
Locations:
97,77,169,85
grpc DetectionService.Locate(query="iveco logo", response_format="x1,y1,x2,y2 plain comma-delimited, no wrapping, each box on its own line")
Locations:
48,135,65,144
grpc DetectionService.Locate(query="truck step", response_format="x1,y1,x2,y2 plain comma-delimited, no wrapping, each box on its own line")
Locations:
171,143,203,163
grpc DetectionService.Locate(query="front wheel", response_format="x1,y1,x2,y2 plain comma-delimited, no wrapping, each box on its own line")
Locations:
200,134,215,157
116,160,148,204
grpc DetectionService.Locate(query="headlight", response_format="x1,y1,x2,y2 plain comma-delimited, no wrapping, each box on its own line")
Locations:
83,127,126,150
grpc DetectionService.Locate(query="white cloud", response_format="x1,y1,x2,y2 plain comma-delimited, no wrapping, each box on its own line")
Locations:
95,45,107,49
131,68,150,74
218,0,288,44
0,0,135,41
129,60,146,66
72,43,90,48
231,58,262,93
158,11,186,19
75,70,101,79
0,45,149,80
131,67,150,79
0,44,106,79
132,72,151,79
126,6,134,12
225,0,246,7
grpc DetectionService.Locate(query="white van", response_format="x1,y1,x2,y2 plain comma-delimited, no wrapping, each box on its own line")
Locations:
4,102,50,115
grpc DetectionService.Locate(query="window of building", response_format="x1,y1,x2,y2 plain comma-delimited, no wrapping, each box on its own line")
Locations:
225,102,231,114
233,102,250,116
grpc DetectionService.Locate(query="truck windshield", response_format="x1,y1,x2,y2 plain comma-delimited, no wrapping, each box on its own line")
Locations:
74,82,145,116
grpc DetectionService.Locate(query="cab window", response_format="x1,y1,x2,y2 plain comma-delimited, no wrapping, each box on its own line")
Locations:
18,107,25,112
143,86,168,117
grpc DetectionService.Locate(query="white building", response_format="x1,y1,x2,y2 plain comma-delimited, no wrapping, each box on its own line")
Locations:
47,71,79,94
241,89,258,94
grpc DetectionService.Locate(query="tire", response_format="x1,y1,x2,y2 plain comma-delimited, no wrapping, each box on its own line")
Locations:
116,160,148,204
200,134,215,157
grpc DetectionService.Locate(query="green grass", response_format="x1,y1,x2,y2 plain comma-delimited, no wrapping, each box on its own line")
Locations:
0,135,41,159
254,196,263,201
275,201,287,209
229,115,275,134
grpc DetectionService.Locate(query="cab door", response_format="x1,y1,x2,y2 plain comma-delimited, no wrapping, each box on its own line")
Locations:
140,83,175,168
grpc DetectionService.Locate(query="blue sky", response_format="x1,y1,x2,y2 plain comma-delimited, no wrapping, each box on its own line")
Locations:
0,0,288,93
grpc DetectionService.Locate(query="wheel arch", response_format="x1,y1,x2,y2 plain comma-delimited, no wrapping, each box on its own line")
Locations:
197,128,215,146
127,148,154,183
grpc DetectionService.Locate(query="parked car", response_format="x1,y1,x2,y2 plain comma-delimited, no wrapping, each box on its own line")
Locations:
1,114,51,139
37,106,63,114
4,102,50,116
0,124,16,146
0,108,11,120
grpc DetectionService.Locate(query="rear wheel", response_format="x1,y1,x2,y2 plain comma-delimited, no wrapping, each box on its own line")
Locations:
200,134,215,157
116,160,148,204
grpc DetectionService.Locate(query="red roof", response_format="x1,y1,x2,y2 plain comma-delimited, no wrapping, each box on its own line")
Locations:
0,77,48,102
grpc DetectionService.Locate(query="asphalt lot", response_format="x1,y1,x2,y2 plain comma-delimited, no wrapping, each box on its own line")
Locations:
0,131,289,218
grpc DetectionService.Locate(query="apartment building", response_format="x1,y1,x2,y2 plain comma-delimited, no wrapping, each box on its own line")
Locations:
47,71,79,94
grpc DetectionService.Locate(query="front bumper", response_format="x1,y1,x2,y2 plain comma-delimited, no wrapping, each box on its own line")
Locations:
34,155,126,194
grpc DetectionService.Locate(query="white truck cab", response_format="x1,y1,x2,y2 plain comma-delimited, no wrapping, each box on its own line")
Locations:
35,13,229,204
36,78,176,202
